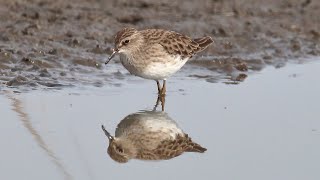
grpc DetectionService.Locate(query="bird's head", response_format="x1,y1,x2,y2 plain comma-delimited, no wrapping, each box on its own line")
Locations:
101,125,133,163
105,27,142,64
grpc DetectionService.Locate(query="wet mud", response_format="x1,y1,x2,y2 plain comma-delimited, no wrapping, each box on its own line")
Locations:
0,0,319,89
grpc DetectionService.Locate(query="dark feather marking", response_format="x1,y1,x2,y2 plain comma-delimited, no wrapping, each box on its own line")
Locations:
114,27,137,46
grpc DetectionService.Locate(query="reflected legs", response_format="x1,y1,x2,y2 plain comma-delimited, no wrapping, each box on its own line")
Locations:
154,80,166,111
153,95,165,111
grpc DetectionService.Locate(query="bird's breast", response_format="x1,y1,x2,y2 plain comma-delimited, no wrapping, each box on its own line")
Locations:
119,53,188,80
142,119,184,139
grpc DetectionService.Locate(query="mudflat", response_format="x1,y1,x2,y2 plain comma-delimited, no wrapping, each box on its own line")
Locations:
0,0,319,88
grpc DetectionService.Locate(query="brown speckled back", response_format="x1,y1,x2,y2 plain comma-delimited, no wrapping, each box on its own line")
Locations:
137,134,207,160
140,29,213,58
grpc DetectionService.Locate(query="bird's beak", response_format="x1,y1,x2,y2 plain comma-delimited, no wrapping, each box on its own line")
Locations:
105,48,118,65
101,125,114,141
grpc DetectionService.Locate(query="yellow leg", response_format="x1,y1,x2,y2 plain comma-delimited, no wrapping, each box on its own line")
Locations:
160,95,165,111
153,95,165,111
161,80,166,95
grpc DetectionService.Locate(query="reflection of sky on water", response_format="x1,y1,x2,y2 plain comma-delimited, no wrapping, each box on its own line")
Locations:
0,60,319,180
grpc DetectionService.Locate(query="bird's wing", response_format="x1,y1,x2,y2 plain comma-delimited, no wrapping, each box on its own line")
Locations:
136,150,159,160
151,134,207,160
141,29,212,58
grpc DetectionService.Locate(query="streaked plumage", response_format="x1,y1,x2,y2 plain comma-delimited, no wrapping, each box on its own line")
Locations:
101,111,206,163
106,27,213,95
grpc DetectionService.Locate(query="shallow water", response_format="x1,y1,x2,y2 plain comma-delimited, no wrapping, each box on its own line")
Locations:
1,59,320,180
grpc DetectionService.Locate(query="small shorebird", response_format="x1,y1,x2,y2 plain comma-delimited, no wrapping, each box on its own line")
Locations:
101,111,206,163
106,28,213,95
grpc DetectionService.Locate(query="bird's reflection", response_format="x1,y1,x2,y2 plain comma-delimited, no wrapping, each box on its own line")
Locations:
101,110,206,163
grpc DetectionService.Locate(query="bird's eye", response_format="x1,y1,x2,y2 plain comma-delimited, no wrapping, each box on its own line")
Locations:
122,40,130,45
116,146,124,153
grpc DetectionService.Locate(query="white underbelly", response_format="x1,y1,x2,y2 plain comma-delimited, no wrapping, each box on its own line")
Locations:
142,57,188,80
140,112,184,139
120,54,189,80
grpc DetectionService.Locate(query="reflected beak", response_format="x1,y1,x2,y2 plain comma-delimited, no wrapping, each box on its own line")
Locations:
101,125,114,141
105,49,118,65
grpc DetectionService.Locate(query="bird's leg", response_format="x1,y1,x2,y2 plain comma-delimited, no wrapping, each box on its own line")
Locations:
160,95,165,111
160,80,166,95
153,95,161,111
153,93,166,111
154,80,166,111
156,80,161,94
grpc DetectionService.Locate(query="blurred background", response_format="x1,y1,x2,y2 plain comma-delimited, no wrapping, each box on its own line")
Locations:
0,0,319,87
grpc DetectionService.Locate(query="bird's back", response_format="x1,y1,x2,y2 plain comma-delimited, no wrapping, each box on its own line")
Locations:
136,133,207,160
140,29,213,58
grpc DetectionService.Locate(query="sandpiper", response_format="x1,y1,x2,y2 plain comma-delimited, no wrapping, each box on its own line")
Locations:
101,110,206,163
106,28,213,95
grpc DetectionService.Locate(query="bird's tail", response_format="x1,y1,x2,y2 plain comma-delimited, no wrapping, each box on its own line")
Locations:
185,142,207,153
193,36,214,52
184,134,207,153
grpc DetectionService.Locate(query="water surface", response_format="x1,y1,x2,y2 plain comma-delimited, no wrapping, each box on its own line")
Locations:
1,60,320,180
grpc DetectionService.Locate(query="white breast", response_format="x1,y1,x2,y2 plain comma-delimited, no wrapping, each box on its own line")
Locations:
142,116,184,139
120,54,189,80
116,111,184,139
142,56,189,80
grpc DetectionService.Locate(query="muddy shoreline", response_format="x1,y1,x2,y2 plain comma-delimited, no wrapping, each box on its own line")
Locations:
0,0,319,89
